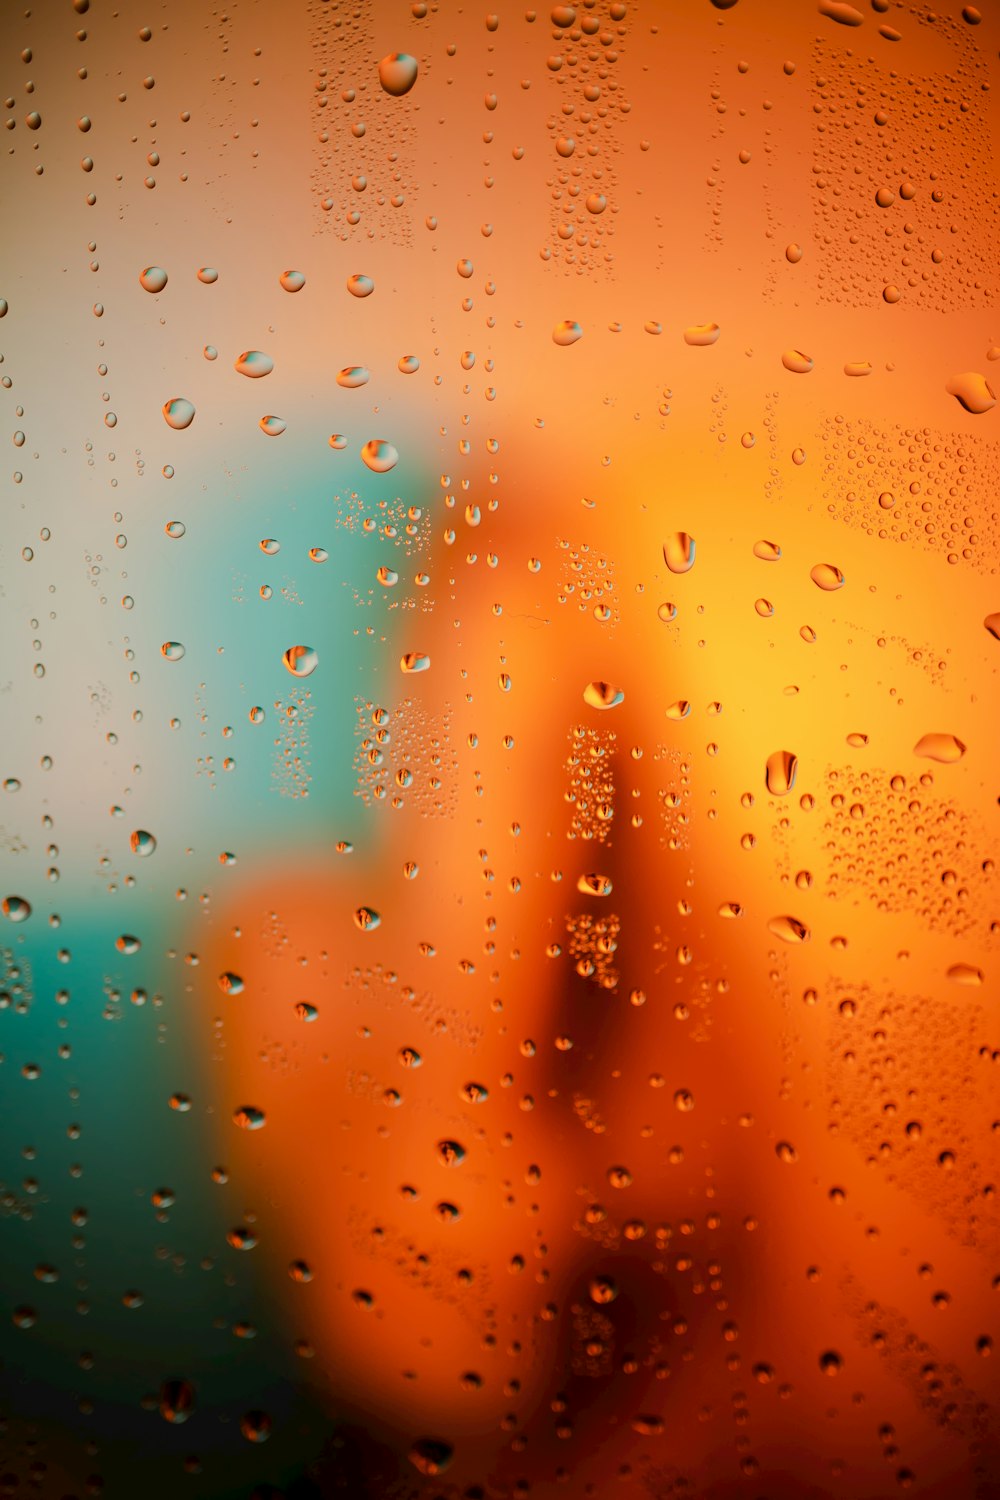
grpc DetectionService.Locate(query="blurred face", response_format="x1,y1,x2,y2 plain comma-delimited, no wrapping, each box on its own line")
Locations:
4,2,998,1497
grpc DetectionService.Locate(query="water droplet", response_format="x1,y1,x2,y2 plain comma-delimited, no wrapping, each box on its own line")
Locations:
577,872,613,896
283,645,318,678
240,1410,272,1444
437,1139,466,1167
553,319,583,346
945,372,996,415
165,521,185,538
657,602,677,622
914,733,966,764
785,243,803,264
683,322,720,347
218,972,244,995
337,366,370,388
718,901,744,919
130,830,156,856
984,613,1000,640
589,1275,619,1304
279,269,305,293
161,641,186,662
947,963,983,986
354,906,381,931
583,680,624,709
819,1350,843,1375
753,539,782,561
765,749,797,795
361,439,399,473
400,651,430,673
159,1379,195,1424
775,1141,798,1163
781,348,814,374
347,273,375,297
139,265,168,293
665,700,691,719
197,267,219,284
767,914,811,943
379,52,419,97
2,896,31,923
234,350,274,378
754,598,774,617
259,415,286,436
377,565,399,586
663,533,696,573
408,1439,453,1477
810,562,845,591
162,397,195,430
233,1105,266,1130
309,546,328,563
398,354,420,373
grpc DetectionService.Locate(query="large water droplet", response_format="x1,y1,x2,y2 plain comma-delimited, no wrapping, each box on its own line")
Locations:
753,539,782,561
810,562,845,591
553,319,583,346
139,265,168,293
765,749,797,795
337,366,370,389
279,269,305,293
947,963,983,986
2,896,31,922
767,914,811,943
234,350,274,378
379,52,419,96
130,830,156,856
683,322,720,347
162,397,195,430
354,906,381,931
259,415,286,436
577,872,613,896
781,348,814,374
233,1105,266,1130
283,645,318,677
984,613,1000,640
408,1439,453,1477
362,439,399,473
945,372,996,415
160,641,186,661
663,533,696,573
583,680,624,709
347,273,375,298
914,733,966,764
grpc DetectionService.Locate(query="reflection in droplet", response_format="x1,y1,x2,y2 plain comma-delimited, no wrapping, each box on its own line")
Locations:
378,52,419,97
234,350,274,378
810,562,845,591
765,749,797,795
162,397,195,430
361,439,399,473
583,680,624,709
400,651,430,673
914,733,966,764
767,914,811,943
139,265,168,293
663,533,696,574
553,319,583,346
283,645,318,678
